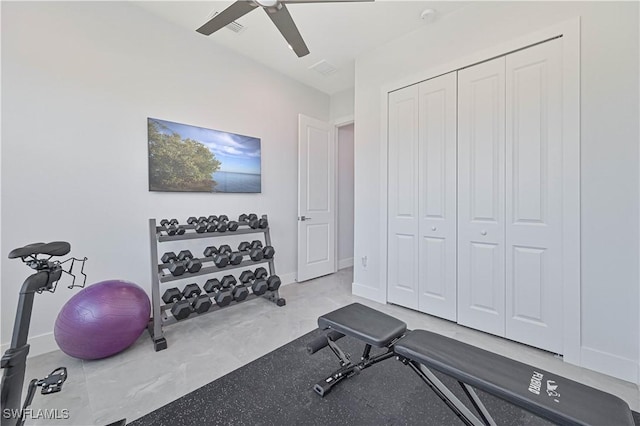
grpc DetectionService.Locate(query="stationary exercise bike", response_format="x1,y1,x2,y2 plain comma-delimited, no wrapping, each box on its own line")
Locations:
0,241,86,426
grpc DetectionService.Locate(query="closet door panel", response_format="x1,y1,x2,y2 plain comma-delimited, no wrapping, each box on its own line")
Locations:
417,72,458,320
388,85,420,309
457,57,506,336
505,39,563,353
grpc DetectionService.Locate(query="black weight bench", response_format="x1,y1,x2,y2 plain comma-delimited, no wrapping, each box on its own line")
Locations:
306,303,407,396
308,303,634,426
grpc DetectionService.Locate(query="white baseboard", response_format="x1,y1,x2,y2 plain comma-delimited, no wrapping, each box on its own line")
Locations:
0,332,59,359
279,272,297,286
338,257,354,270
352,281,386,304
581,346,639,383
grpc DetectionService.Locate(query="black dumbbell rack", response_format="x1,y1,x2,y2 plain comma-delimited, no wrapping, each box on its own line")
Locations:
147,214,286,351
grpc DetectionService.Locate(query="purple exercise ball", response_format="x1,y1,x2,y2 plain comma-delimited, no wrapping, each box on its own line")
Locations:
54,280,150,360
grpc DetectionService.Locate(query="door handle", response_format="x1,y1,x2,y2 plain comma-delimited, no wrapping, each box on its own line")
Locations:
480,230,487,236
299,216,313,221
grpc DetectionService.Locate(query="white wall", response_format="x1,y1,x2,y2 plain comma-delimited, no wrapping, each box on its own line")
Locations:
337,124,354,268
1,2,329,352
353,1,639,382
330,88,355,121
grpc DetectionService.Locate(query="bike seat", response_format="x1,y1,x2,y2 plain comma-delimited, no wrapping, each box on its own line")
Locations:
8,242,71,259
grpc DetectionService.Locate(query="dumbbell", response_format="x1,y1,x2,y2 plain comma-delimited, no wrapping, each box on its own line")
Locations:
192,216,217,233
239,270,268,296
201,218,217,233
249,240,275,260
215,215,239,232
204,219,217,233
171,284,199,320
230,251,243,265
162,287,182,304
203,246,229,268
252,268,279,291
161,218,178,227
187,216,209,233
254,267,268,279
171,284,212,319
221,275,249,301
238,213,260,229
257,217,268,229
161,252,186,276
160,219,185,236
238,241,264,261
192,294,212,314
182,282,212,314
170,299,192,320
182,283,201,298
220,214,239,232
213,214,229,232
267,275,282,291
263,246,275,259
217,215,239,231
198,214,218,232
177,250,203,273
204,278,233,307
218,244,242,265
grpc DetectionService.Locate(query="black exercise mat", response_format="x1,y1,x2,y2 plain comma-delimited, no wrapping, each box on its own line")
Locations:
131,329,640,426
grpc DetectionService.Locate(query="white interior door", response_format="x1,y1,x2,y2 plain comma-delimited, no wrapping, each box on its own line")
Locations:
387,85,420,309
457,57,507,336
505,39,563,353
297,114,336,282
417,72,458,321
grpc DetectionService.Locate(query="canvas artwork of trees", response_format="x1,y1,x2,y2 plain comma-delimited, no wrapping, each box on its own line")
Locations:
148,118,261,193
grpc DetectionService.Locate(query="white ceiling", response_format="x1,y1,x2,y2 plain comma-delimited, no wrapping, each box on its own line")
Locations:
133,1,472,95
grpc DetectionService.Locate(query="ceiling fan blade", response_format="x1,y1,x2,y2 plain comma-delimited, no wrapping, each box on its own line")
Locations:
265,4,310,57
196,1,258,35
282,0,374,3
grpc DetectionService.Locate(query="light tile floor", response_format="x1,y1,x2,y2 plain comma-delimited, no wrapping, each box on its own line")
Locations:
19,268,640,425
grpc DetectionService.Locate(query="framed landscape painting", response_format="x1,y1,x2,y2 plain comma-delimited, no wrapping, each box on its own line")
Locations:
148,117,261,193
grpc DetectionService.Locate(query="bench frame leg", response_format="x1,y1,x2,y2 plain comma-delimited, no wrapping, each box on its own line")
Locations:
459,382,497,426
313,340,396,397
402,359,496,426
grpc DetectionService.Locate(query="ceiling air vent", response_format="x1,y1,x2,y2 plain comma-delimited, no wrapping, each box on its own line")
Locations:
309,60,337,76
209,11,246,33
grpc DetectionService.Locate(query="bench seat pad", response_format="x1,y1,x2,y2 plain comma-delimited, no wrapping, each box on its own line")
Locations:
394,330,634,426
318,303,407,348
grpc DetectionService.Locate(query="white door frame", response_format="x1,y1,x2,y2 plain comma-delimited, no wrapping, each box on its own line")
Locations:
378,18,581,364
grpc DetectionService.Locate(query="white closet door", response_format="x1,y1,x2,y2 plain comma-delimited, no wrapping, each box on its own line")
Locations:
505,39,563,353
387,84,420,309
457,57,506,336
418,72,458,320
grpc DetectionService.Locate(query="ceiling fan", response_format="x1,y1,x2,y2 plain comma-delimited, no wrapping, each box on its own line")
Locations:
196,0,373,58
